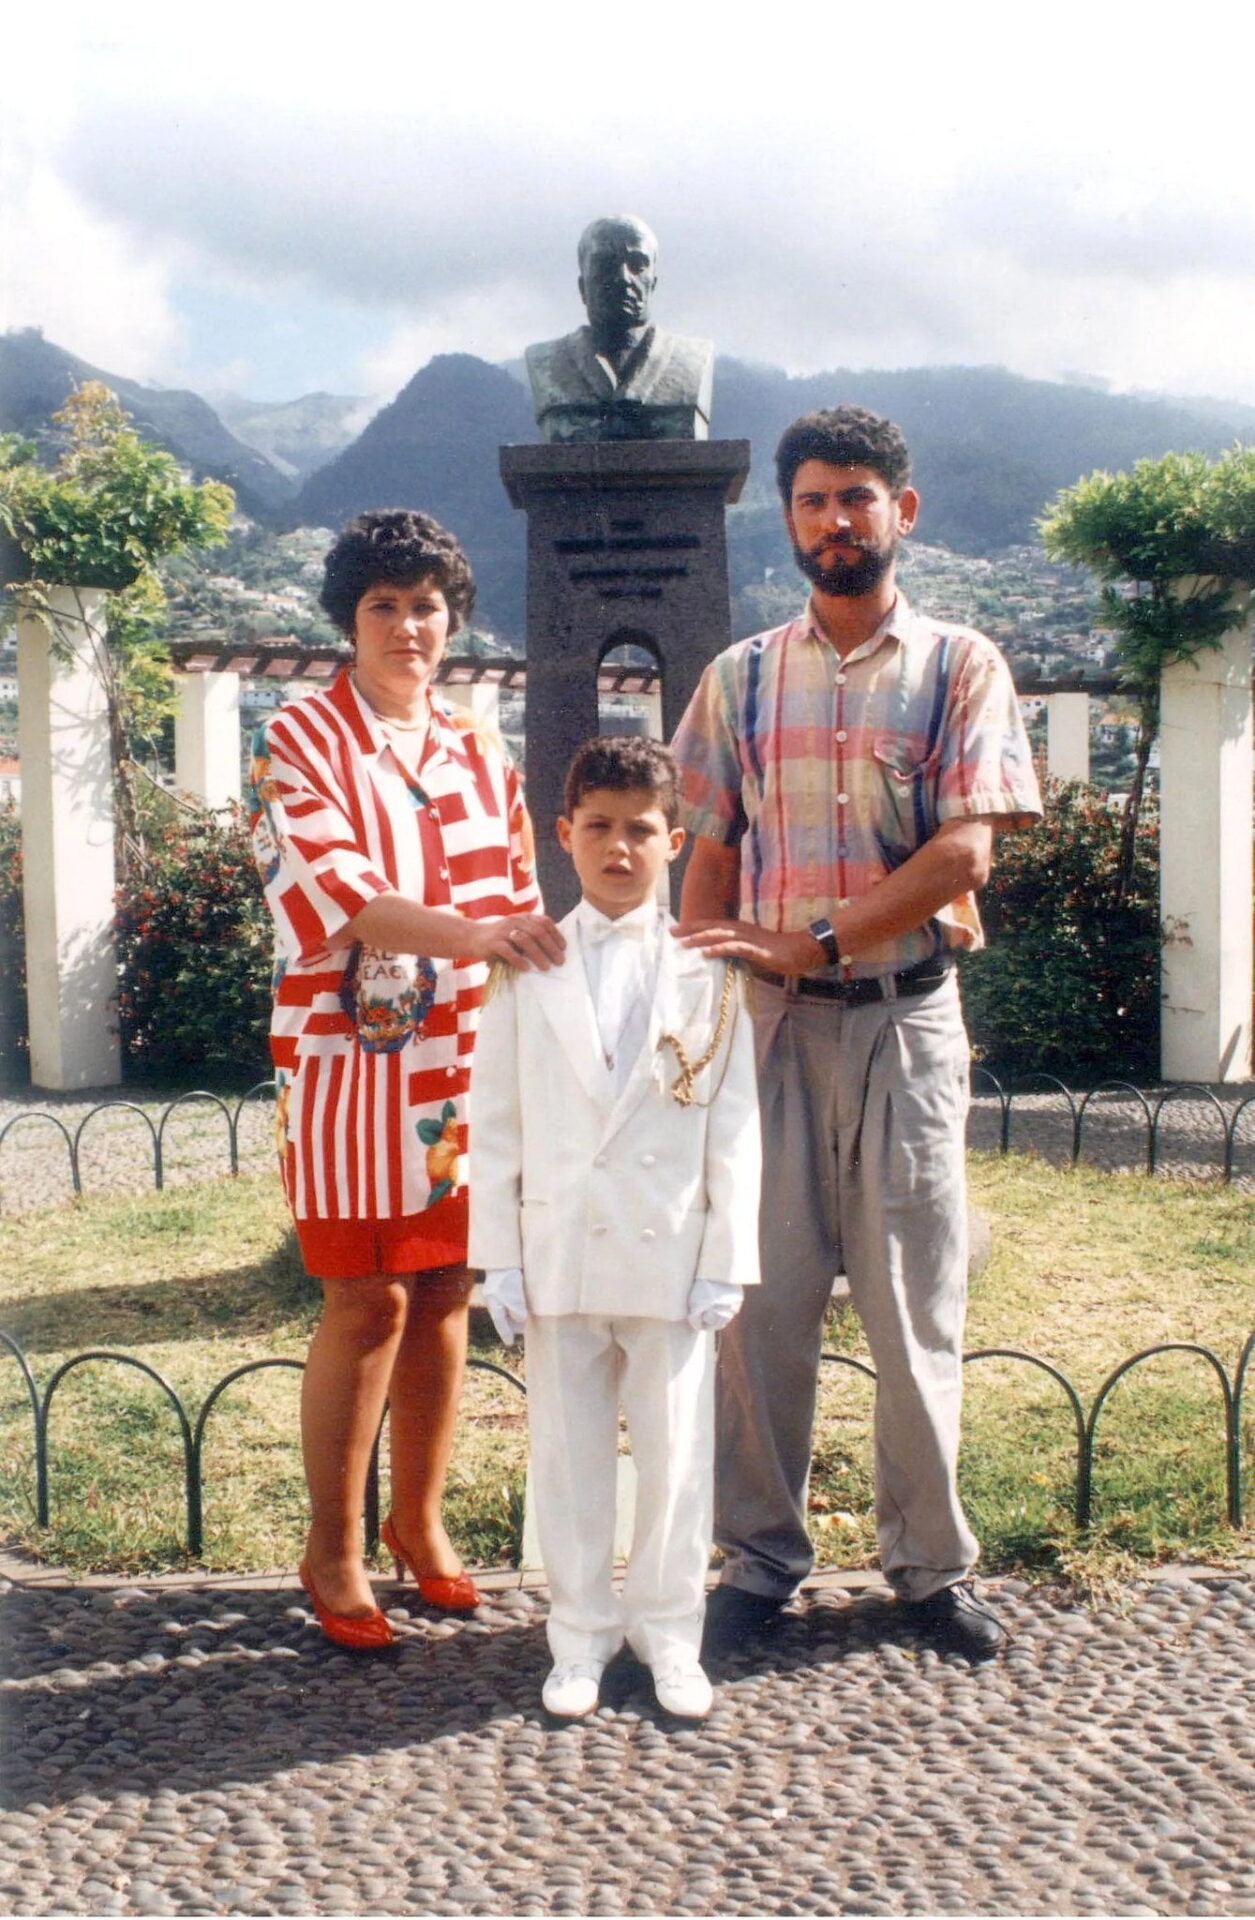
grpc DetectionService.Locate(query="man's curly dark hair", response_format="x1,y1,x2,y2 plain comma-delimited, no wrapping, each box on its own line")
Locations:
319,509,476,637
775,407,912,504
562,736,680,828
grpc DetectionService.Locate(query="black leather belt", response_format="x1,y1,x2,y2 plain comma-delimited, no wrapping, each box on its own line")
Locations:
755,951,955,1005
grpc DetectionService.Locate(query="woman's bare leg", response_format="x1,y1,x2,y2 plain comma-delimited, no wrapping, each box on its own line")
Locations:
384,1263,475,1578
301,1272,409,1615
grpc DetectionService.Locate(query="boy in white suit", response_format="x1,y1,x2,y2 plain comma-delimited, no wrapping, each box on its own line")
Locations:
469,738,761,1720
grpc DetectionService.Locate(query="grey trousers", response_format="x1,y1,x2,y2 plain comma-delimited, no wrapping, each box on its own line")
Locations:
714,971,979,1605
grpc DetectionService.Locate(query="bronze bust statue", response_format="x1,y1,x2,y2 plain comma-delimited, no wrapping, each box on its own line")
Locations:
525,216,714,442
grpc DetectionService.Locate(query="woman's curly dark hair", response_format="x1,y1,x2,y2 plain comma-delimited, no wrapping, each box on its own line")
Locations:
319,509,476,637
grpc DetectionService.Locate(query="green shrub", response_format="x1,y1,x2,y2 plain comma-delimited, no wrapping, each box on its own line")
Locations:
0,801,26,1087
115,793,272,1087
961,779,1160,1083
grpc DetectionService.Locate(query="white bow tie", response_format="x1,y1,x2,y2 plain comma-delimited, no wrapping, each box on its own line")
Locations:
582,916,651,947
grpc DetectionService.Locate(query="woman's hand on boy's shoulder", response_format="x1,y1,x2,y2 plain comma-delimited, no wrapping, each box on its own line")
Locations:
470,913,566,971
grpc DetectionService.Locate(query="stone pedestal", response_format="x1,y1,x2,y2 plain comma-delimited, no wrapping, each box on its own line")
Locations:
501,439,750,914
174,671,242,808
17,586,121,1090
1159,597,1253,1083
1046,691,1090,783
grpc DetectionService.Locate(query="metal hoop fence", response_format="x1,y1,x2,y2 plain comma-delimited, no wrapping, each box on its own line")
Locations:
0,1334,528,1562
2,1073,1252,1213
0,1330,1248,1566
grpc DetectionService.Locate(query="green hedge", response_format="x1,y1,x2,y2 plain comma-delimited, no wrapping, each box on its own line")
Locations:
961,779,1160,1083
114,795,272,1086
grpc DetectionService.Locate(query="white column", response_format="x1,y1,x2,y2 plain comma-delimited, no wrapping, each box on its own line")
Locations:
643,685,663,741
1046,692,1090,782
1159,589,1253,1083
17,585,121,1090
440,679,500,730
174,670,242,808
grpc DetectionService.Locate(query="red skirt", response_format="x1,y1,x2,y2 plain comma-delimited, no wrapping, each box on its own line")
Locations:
294,1191,469,1281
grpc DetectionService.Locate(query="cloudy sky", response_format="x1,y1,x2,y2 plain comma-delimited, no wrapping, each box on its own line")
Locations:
5,0,1254,412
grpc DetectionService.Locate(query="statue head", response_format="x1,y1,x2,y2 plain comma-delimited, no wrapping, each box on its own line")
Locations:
577,216,659,349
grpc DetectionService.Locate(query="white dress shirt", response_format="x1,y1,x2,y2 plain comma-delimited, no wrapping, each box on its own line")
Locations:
573,897,664,1097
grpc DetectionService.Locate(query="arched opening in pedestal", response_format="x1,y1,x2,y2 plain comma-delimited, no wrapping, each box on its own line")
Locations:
598,629,662,742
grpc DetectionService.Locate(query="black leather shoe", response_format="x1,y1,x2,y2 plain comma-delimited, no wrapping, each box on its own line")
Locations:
902,1581,1007,1660
701,1584,786,1658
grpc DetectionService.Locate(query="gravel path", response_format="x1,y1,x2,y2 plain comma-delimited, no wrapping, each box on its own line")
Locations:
2,1568,1253,1916
1,1080,1253,1217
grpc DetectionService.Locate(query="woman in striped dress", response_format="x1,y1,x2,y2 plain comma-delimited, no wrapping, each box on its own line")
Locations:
251,509,563,1648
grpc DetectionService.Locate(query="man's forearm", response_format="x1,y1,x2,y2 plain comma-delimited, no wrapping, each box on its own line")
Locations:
679,836,741,920
675,819,994,975
832,821,992,959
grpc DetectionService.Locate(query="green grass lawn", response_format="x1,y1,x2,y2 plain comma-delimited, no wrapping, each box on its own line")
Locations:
0,1154,1250,1587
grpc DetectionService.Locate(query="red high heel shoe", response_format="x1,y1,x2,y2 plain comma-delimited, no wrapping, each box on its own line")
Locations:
299,1560,395,1650
380,1515,482,1613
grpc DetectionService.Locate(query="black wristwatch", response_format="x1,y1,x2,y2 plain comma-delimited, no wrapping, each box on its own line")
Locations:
807,917,840,968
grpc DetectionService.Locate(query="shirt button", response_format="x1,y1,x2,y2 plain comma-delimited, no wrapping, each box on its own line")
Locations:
640,1228,656,1243
640,1153,656,1167
839,897,851,908
834,672,847,685
591,1224,607,1236
439,867,449,880
837,792,850,806
446,1067,457,1078
835,730,848,743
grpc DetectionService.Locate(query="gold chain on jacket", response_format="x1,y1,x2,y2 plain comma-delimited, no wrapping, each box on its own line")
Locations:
658,963,737,1107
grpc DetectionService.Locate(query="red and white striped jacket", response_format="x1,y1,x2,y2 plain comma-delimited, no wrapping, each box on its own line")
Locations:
249,668,539,1221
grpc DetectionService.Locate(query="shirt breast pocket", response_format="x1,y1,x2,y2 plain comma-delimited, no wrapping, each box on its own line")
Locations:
871,734,942,838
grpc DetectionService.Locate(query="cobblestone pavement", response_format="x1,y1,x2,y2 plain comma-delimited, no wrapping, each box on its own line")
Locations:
3,1569,1254,1917
1,1081,1252,1217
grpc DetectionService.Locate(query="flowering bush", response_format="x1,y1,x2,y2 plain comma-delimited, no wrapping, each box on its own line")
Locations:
961,779,1161,1082
114,796,272,1086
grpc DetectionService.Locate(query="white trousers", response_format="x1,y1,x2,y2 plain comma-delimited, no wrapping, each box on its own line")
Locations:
524,1312,715,1667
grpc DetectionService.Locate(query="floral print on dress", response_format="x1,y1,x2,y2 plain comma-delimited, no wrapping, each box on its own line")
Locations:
339,944,438,1053
248,736,284,887
418,1100,460,1205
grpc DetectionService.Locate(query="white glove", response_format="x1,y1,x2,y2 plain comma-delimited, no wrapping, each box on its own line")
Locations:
686,1277,743,1331
482,1267,529,1345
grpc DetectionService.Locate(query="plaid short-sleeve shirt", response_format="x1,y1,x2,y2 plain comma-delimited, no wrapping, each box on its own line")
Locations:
670,594,1042,979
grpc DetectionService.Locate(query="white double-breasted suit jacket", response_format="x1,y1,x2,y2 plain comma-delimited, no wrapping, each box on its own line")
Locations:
468,907,761,1318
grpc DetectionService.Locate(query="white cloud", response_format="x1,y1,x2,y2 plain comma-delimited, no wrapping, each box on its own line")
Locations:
0,149,182,378
8,0,1255,406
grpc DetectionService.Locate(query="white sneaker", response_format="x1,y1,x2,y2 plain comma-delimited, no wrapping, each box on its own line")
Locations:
542,1660,604,1719
651,1656,713,1719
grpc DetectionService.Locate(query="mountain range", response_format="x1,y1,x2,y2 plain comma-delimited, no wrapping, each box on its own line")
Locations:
3,325,1252,643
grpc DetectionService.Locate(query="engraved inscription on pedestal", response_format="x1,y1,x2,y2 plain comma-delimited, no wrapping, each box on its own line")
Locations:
501,441,749,913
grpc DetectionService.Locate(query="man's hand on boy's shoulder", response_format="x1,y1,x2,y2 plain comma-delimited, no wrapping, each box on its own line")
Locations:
672,918,823,977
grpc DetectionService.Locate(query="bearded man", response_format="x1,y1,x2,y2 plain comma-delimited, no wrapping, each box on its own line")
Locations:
670,406,1042,1660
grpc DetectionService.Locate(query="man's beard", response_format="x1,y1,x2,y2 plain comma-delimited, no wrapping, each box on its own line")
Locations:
794,535,896,598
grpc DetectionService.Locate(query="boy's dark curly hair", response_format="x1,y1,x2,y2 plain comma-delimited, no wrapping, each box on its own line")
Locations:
562,736,680,829
319,508,476,636
775,406,912,504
